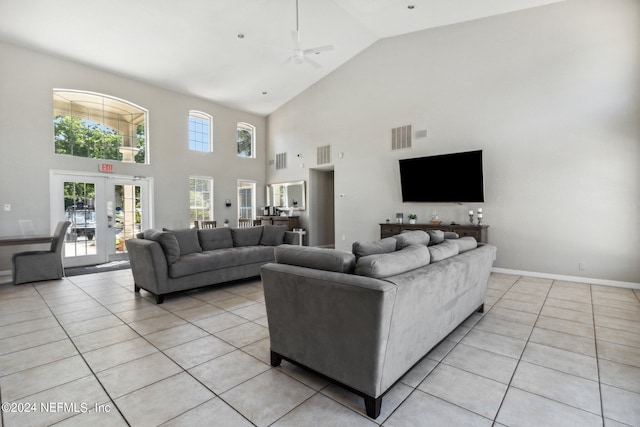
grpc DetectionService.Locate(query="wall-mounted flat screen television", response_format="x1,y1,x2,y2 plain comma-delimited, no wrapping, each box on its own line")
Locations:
399,150,484,202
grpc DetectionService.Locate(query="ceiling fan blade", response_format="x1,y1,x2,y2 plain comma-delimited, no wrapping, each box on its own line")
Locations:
303,56,322,69
291,30,301,50
303,45,334,55
281,56,294,66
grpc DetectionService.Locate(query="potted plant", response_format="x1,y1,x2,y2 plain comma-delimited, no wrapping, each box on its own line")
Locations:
408,214,417,224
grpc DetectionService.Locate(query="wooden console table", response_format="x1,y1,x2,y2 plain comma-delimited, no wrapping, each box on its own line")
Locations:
257,216,300,231
380,223,489,243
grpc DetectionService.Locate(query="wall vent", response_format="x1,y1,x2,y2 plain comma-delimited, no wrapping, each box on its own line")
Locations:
275,152,287,170
317,145,331,165
391,125,412,150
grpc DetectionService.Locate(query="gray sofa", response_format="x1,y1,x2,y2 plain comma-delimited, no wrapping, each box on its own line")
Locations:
126,225,299,303
260,230,496,418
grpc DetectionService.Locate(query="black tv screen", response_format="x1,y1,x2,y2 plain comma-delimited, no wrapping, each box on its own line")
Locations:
399,150,484,202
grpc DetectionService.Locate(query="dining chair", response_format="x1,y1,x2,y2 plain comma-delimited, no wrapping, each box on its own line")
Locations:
12,220,71,285
199,220,217,229
238,219,252,228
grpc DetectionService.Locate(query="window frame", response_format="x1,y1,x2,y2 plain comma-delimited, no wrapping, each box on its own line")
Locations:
237,180,256,221
53,89,148,164
189,176,214,225
189,110,213,152
236,122,256,159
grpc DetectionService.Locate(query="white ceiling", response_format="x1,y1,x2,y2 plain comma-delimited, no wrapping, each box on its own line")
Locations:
0,0,563,116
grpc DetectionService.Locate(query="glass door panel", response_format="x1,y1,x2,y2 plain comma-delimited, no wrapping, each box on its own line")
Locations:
113,183,142,257
52,173,106,267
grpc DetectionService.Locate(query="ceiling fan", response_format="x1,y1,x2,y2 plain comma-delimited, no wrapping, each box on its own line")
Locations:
285,0,334,69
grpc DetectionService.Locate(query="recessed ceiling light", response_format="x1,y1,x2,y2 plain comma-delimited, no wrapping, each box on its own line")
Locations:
407,4,415,9
237,33,245,39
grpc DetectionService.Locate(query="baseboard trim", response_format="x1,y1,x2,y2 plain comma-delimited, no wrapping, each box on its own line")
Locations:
492,268,640,290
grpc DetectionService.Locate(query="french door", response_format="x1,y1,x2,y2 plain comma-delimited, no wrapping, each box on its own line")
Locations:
51,171,152,267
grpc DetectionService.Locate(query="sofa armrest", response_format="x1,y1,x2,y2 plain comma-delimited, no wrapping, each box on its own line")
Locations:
125,238,169,295
260,263,397,397
283,231,300,245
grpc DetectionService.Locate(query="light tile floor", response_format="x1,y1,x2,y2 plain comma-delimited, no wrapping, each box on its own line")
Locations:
1,271,639,426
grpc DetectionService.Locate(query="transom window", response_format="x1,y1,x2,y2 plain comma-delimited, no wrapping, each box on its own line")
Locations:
53,90,147,164
237,180,256,220
189,111,212,152
190,177,213,224
237,122,255,158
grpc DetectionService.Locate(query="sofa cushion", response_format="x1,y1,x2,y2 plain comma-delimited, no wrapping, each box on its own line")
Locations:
393,230,430,250
275,244,356,274
352,237,397,260
355,244,430,279
260,225,286,246
169,246,275,278
143,229,180,265
427,230,445,246
428,240,460,262
444,231,459,240
198,228,233,251
232,226,264,247
164,228,202,255
446,236,477,254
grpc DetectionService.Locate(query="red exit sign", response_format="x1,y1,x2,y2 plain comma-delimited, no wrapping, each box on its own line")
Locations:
99,163,114,173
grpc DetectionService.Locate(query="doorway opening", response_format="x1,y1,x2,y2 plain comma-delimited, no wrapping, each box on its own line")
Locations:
51,171,152,268
309,168,335,248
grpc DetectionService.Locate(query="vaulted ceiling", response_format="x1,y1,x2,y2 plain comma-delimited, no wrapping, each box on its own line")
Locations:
0,0,564,116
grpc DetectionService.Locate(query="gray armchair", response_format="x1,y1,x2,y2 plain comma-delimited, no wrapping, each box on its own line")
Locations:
12,221,71,285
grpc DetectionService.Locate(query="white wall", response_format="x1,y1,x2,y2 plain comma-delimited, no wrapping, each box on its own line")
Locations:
0,42,266,271
267,0,640,283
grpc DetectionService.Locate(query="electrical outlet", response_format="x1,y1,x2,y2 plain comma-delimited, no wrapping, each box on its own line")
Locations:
3,204,10,212
578,261,586,271
342,234,346,241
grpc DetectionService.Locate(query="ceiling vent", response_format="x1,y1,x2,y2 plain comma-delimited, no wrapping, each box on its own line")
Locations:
317,145,331,165
275,152,287,170
392,125,412,150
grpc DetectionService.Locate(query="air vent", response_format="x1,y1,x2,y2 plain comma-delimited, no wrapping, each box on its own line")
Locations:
317,145,331,165
392,125,412,150
275,152,287,170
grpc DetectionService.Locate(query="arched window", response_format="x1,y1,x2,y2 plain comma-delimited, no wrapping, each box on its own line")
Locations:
53,90,147,164
189,111,213,152
237,122,255,158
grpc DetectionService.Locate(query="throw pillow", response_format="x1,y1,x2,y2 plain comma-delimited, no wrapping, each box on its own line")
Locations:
143,229,180,265
260,225,287,246
427,230,445,246
428,240,459,262
352,237,397,260
163,228,202,255
275,245,356,273
393,230,430,250
446,236,477,253
198,228,233,251
231,226,263,247
355,245,430,279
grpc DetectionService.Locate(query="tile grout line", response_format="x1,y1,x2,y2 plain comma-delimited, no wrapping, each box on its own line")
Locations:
30,280,131,426
591,282,606,426
489,276,552,425
68,277,266,426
